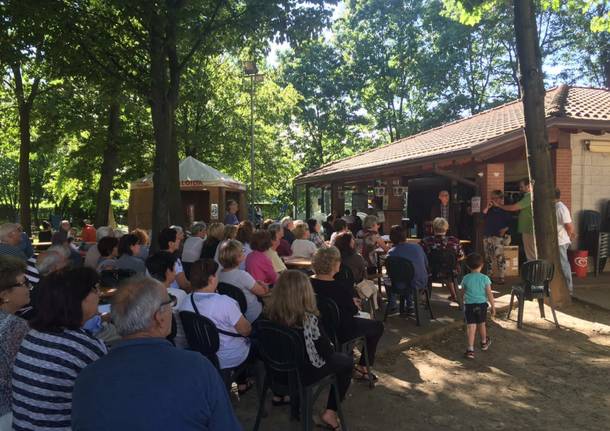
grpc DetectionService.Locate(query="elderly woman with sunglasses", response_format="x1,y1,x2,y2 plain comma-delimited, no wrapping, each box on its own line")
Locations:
0,256,31,429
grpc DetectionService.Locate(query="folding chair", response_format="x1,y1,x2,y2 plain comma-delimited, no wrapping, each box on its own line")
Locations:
428,248,462,309
507,260,559,329
385,255,433,326
252,320,348,431
316,296,374,389
217,282,248,314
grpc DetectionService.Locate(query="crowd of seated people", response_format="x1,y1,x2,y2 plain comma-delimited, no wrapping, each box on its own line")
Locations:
0,209,473,430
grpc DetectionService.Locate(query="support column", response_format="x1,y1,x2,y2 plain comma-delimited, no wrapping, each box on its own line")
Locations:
209,187,220,222
552,147,572,211
219,188,227,222
331,183,344,218
384,177,404,228
305,184,311,220
238,190,247,223
481,163,505,208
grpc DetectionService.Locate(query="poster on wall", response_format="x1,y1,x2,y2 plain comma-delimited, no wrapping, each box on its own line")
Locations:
471,196,481,213
211,203,219,220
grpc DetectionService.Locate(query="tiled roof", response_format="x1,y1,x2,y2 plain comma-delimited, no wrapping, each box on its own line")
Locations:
297,85,610,182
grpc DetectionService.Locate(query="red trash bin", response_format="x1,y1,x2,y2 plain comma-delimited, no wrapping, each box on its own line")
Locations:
568,250,588,278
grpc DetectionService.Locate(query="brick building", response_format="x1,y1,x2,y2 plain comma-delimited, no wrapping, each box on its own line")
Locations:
294,85,610,265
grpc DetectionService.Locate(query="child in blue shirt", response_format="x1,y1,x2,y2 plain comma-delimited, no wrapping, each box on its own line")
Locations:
461,253,495,359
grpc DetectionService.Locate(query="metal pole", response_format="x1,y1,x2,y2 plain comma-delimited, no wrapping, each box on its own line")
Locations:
250,75,255,222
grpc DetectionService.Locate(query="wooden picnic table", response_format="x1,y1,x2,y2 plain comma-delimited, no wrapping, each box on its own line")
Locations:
33,242,52,251
381,236,471,246
283,257,313,270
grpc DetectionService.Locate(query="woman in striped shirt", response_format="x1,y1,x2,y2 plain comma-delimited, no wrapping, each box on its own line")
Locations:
0,256,31,430
12,267,106,431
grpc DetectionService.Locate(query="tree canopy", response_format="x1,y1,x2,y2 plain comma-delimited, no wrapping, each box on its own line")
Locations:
0,0,607,229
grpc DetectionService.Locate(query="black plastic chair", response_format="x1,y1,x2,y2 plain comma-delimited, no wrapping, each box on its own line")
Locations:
427,248,462,309
252,319,348,431
217,282,248,314
316,296,374,389
385,256,433,326
334,263,355,286
179,310,221,369
180,309,255,393
507,260,559,329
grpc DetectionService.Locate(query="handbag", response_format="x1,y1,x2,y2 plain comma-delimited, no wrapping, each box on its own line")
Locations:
355,279,379,311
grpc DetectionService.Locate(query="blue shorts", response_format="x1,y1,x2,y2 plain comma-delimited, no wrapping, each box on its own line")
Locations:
464,303,488,324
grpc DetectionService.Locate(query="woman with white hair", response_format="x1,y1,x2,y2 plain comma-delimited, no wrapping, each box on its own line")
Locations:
280,216,295,245
420,217,464,303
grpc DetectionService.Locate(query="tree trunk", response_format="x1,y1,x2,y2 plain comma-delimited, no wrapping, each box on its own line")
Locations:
95,97,121,227
148,4,183,252
513,0,571,307
12,63,35,236
168,113,183,225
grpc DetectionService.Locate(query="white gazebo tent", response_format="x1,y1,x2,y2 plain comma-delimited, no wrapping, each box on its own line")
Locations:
128,156,246,230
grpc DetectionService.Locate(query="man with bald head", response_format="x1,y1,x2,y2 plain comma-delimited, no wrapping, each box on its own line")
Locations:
72,276,242,431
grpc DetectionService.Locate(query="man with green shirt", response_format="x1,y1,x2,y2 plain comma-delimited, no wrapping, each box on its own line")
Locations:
495,178,535,261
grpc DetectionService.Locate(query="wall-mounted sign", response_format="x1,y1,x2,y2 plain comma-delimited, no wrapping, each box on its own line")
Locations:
211,203,219,219
471,196,481,213
180,180,204,186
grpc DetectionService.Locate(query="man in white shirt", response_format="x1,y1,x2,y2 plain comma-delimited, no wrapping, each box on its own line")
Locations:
555,188,575,295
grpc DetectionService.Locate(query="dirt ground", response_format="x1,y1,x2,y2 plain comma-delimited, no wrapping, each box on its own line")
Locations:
235,301,610,431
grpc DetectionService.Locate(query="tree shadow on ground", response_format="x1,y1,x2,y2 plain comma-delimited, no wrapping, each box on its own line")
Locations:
235,302,609,431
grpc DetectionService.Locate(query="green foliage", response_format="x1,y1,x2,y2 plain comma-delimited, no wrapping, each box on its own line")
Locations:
278,37,374,171
0,0,607,226
443,0,610,33
176,55,302,211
